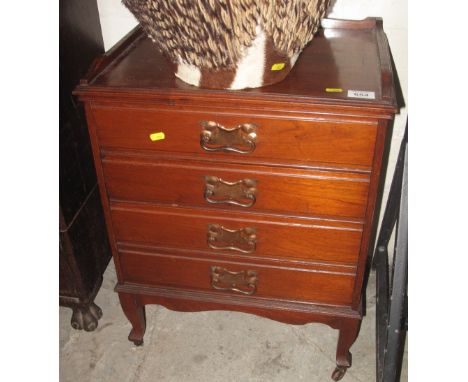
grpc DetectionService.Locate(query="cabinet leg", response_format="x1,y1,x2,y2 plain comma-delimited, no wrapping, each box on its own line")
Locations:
118,292,146,346
331,318,362,381
70,302,103,332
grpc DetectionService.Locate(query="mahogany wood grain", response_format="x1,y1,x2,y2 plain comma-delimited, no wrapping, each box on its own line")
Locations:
118,243,356,274
92,106,378,168
103,155,370,219
83,103,126,282
351,119,392,309
117,283,360,326
80,25,142,86
336,318,362,369
118,292,146,345
119,248,355,306
75,17,399,379
332,317,363,379
110,201,363,265
76,19,397,115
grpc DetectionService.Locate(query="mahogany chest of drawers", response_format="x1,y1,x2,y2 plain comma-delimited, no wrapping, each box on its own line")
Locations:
75,18,398,380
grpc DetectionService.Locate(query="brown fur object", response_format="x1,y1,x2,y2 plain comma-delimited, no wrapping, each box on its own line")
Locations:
122,0,331,70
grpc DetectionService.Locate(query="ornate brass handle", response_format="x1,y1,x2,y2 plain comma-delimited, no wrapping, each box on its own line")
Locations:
204,176,257,208
210,266,258,295
207,224,256,253
200,120,257,154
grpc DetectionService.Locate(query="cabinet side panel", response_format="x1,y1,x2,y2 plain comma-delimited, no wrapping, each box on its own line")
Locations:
352,119,391,308
83,102,125,281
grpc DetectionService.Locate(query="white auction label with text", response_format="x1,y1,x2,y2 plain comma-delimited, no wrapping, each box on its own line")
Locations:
347,90,376,99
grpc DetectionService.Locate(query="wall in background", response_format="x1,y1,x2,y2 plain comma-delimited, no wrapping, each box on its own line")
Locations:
96,0,408,235
328,0,407,237
96,0,137,51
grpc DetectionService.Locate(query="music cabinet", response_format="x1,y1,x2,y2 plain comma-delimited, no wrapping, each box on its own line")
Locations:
75,18,398,380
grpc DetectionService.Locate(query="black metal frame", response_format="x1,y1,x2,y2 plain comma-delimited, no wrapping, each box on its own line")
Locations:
373,123,408,382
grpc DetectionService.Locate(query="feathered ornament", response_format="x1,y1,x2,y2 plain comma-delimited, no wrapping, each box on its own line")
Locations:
123,0,331,89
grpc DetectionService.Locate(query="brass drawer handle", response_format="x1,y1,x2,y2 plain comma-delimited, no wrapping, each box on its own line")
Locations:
200,120,257,154
210,266,258,295
207,224,256,254
204,176,257,208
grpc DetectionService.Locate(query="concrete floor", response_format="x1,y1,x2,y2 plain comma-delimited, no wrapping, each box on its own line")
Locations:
60,263,407,382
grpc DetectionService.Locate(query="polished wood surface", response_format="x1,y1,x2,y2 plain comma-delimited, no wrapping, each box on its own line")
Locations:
80,19,396,112
103,155,370,219
75,17,398,379
93,106,378,167
119,249,355,306
111,202,363,265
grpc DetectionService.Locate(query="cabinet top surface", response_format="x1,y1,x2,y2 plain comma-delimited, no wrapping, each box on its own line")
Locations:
77,18,397,112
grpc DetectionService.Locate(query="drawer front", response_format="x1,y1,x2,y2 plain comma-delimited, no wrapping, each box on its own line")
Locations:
92,106,377,167
111,202,363,265
119,249,355,306
103,156,370,219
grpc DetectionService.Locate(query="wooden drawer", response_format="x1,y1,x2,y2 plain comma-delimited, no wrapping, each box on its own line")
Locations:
103,155,370,219
119,249,355,306
92,106,377,167
111,202,363,265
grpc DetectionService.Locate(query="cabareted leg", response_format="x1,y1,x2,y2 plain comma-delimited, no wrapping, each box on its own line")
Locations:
118,292,146,346
331,318,362,381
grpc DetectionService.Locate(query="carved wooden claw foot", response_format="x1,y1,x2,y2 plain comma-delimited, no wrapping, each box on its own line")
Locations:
70,302,103,331
331,366,348,381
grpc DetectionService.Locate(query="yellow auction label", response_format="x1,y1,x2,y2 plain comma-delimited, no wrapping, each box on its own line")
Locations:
149,132,165,141
325,88,343,93
271,63,285,71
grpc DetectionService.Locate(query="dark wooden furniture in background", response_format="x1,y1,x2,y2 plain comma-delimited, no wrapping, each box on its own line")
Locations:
60,0,111,331
75,18,398,379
